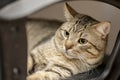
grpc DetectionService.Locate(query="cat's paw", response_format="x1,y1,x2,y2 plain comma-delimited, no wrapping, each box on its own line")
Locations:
27,77,39,80
27,71,60,80
27,74,40,80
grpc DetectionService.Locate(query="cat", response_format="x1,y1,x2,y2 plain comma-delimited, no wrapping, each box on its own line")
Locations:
27,3,111,80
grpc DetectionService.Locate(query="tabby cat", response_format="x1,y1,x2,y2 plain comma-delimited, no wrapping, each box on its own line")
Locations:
27,3,111,80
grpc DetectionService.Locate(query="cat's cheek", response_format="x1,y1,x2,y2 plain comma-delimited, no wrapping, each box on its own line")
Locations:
86,54,103,65
54,39,66,53
57,48,66,54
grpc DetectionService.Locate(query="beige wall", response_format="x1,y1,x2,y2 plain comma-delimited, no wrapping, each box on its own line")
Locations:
29,1,120,55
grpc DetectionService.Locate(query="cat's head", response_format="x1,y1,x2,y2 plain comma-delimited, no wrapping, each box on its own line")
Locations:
54,3,111,66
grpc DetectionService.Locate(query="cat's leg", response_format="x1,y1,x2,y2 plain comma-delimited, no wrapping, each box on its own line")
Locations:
27,71,60,80
27,64,72,80
27,50,48,74
27,54,34,74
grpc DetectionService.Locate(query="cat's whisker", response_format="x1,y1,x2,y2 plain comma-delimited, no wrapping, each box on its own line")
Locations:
81,54,98,75
78,56,86,70
79,54,91,73
78,55,90,73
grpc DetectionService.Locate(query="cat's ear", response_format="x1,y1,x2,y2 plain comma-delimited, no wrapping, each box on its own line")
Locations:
95,22,111,38
64,3,78,21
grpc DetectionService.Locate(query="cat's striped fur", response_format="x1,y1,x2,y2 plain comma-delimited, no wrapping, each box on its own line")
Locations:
27,3,111,80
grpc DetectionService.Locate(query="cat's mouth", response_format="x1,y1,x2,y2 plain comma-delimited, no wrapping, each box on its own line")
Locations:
65,50,80,59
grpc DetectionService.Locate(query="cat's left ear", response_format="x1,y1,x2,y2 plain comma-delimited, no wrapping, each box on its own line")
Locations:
64,3,78,21
95,22,111,38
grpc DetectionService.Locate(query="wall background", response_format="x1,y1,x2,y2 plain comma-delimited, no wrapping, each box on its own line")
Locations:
29,1,120,55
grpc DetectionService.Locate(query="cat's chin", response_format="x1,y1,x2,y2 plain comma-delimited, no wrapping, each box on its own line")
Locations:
64,55,78,60
64,50,79,59
57,48,78,59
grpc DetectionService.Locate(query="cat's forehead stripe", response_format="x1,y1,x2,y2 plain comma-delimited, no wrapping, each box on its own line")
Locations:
77,16,97,27
72,15,98,33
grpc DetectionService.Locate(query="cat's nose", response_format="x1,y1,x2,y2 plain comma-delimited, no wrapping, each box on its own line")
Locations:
65,41,74,50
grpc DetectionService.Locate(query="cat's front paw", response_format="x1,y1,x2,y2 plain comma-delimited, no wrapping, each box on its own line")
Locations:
27,74,41,80
27,71,60,80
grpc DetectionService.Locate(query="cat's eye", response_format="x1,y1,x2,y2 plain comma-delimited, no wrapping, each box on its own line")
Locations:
78,38,88,44
65,30,69,36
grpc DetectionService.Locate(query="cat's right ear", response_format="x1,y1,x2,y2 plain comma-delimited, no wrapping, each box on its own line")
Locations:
95,21,111,39
64,3,78,21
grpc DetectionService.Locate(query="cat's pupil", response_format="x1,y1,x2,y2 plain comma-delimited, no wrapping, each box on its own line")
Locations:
65,31,69,36
78,38,88,44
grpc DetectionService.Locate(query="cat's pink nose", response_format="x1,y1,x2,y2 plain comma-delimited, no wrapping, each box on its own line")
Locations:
65,41,74,50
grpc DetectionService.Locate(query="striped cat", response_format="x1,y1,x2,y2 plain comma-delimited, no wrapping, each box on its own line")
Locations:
27,3,111,80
